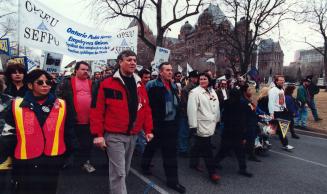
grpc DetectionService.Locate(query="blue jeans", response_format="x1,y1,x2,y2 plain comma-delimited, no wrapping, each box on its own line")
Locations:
295,106,308,127
135,131,146,154
308,99,319,120
178,116,189,153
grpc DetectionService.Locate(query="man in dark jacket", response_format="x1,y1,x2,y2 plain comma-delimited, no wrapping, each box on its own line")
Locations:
306,75,322,121
141,62,186,194
215,88,253,177
178,70,198,156
216,79,230,110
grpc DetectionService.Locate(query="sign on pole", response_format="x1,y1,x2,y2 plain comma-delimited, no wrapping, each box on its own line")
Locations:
0,38,10,56
18,0,137,60
91,60,107,73
153,46,170,69
43,52,63,73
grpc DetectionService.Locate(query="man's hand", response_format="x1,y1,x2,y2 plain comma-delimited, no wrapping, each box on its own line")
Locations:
145,133,154,142
93,137,107,150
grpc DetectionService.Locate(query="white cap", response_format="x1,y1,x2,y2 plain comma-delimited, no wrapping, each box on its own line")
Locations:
151,71,158,76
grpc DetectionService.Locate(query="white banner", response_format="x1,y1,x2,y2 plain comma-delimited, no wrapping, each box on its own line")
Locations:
43,52,63,73
153,46,170,68
19,0,137,60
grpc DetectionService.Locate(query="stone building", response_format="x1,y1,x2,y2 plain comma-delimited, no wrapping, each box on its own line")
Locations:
258,39,284,82
130,3,281,78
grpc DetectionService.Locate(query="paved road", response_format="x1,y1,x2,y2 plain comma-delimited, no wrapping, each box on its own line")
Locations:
57,132,327,194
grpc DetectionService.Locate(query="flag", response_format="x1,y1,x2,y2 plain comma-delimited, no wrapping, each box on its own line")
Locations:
136,65,143,71
65,60,76,68
278,119,290,138
248,66,259,81
206,58,215,63
186,63,193,76
178,65,183,73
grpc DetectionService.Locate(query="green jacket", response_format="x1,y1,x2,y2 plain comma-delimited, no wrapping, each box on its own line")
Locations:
296,85,308,105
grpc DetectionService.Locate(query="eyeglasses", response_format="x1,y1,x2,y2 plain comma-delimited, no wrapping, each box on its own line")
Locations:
35,80,52,86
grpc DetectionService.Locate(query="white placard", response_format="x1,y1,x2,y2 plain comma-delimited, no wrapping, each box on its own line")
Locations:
153,46,170,68
43,52,63,73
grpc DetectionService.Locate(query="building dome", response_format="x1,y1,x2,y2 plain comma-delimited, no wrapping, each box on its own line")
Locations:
197,9,213,26
180,21,194,35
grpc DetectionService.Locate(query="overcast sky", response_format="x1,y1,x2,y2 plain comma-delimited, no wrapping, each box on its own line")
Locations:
9,0,324,66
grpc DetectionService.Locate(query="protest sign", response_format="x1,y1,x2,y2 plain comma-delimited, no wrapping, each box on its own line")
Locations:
278,119,290,139
0,38,10,56
153,47,170,68
19,0,137,60
43,52,63,73
91,60,107,73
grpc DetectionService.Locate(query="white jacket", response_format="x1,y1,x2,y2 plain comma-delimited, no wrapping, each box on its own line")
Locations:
187,86,220,137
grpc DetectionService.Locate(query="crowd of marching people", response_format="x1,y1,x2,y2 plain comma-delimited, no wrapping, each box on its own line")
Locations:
0,50,322,194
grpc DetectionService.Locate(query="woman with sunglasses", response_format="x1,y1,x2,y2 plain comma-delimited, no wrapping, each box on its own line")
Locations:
187,72,221,183
4,69,76,194
4,63,28,98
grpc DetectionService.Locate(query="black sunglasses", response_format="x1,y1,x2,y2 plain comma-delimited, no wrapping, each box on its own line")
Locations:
35,80,52,86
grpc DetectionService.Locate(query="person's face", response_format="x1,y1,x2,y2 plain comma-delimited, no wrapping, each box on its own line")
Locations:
175,73,182,82
199,75,209,88
206,71,213,78
94,72,101,80
11,70,24,82
28,75,51,97
119,55,137,76
303,81,310,87
220,81,227,89
160,64,173,81
190,77,198,84
276,77,285,87
141,73,151,84
105,69,113,76
76,64,89,80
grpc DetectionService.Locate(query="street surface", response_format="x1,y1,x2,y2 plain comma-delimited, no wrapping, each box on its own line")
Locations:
57,132,327,194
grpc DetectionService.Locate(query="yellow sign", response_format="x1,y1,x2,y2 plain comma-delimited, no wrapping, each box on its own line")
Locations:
0,38,10,55
278,119,290,138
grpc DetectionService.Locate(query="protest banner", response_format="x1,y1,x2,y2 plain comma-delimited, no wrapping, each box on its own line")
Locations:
43,52,63,73
18,0,137,60
153,46,170,69
0,38,10,56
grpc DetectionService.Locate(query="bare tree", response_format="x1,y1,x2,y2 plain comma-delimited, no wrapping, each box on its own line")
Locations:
0,0,16,39
92,0,206,53
219,0,294,74
300,0,327,90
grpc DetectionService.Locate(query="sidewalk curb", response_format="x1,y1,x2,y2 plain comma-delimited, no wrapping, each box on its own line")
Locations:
295,128,327,139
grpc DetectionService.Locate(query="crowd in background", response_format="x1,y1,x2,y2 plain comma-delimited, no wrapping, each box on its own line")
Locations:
0,49,323,194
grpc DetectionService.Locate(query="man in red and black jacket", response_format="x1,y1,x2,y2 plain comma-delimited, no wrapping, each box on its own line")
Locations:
56,61,96,172
90,50,153,194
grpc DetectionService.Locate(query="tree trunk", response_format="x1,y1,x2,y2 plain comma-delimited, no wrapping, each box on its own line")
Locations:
324,41,327,91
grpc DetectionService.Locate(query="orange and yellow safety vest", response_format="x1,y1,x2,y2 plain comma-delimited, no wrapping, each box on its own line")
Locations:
13,98,67,160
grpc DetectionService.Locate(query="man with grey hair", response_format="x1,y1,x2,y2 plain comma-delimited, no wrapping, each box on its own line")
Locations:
91,50,153,194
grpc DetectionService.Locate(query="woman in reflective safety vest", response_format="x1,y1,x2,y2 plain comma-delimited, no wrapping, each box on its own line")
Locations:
4,69,76,194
